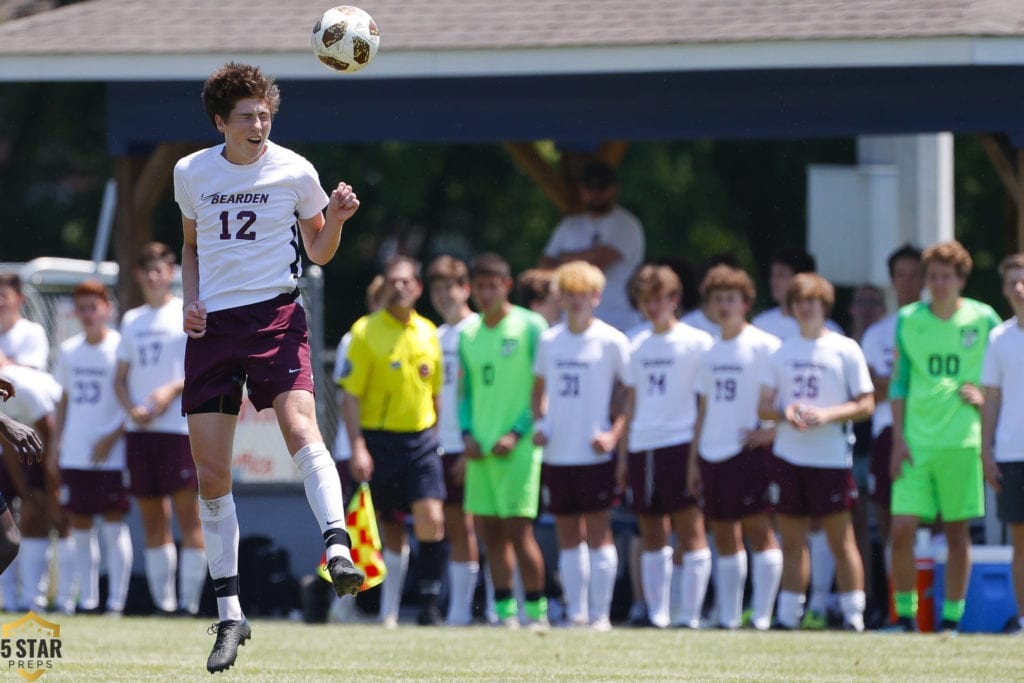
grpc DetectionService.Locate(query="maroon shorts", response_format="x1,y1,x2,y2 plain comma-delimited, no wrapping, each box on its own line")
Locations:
125,432,198,498
869,427,893,508
542,460,615,516
628,442,697,516
768,454,858,518
60,469,130,516
334,459,354,505
182,293,315,414
442,452,465,508
699,445,774,521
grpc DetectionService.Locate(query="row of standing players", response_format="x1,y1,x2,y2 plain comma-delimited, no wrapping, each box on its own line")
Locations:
331,240,1024,635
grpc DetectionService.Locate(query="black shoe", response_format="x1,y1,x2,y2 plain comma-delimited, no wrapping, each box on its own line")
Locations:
206,619,251,673
938,618,960,634
327,556,364,598
417,604,443,626
879,616,918,633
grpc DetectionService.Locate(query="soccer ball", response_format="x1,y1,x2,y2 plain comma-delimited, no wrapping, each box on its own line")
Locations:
312,6,380,73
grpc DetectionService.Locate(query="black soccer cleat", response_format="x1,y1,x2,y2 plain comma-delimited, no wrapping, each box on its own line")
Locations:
879,616,918,633
206,619,251,674
327,556,364,598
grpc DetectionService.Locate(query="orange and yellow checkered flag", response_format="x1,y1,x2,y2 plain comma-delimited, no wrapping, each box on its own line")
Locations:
317,483,386,591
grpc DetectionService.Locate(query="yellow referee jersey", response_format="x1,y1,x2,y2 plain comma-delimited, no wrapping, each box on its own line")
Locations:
339,309,442,432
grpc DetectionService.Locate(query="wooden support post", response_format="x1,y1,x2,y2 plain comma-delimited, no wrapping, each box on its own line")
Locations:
503,142,573,213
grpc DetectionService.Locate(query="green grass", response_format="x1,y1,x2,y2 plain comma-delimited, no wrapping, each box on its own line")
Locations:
10,614,1024,681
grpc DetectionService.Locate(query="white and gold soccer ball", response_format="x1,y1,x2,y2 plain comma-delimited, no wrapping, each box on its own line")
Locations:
311,6,380,73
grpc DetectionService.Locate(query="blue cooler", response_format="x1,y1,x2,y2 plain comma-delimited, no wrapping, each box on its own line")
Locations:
932,545,1018,633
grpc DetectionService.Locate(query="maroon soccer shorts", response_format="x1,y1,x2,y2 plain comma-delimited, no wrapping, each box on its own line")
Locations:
182,292,315,414
125,432,198,498
541,460,616,516
699,445,774,521
768,454,858,518
868,427,893,508
60,469,130,516
628,442,698,516
442,451,466,508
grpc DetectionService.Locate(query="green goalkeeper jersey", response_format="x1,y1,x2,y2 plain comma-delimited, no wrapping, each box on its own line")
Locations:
458,306,547,454
890,298,1001,451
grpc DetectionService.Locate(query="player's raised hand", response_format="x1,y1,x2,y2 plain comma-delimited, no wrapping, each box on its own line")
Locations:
0,413,42,463
327,182,360,223
958,382,984,408
184,300,207,339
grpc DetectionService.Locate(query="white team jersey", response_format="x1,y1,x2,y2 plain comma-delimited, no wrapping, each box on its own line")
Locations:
437,315,477,455
860,313,897,435
534,319,630,465
625,322,712,452
173,141,329,312
981,318,1024,463
0,318,49,370
55,331,126,471
116,297,188,435
760,332,873,469
0,365,59,425
332,332,353,461
751,307,844,340
697,325,781,462
680,308,720,338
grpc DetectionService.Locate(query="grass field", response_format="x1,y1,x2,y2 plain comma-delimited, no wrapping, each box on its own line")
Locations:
8,614,1024,682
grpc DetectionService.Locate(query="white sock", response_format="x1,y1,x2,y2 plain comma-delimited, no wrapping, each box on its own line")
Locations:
380,547,409,621
839,590,866,632
145,543,178,612
0,549,18,609
445,560,479,626
588,544,618,625
807,530,834,614
750,548,783,630
199,494,242,621
179,547,208,615
55,537,77,614
777,590,805,629
677,548,712,628
294,443,349,562
72,527,100,611
101,521,133,613
641,547,673,627
558,543,590,624
716,551,747,629
18,537,50,611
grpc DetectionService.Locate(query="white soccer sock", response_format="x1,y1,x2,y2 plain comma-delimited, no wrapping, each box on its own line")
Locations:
750,548,783,630
588,543,618,625
55,536,77,614
678,548,712,628
380,546,409,621
445,560,479,626
807,530,834,614
776,590,805,629
558,543,590,624
178,547,208,615
294,443,350,562
839,590,866,632
145,543,178,612
72,527,100,611
199,494,242,621
641,546,673,628
18,537,50,611
716,551,747,629
101,521,133,613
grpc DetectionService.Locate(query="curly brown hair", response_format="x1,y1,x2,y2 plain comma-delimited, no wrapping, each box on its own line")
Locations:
202,62,281,129
922,240,973,279
785,272,835,315
699,265,756,305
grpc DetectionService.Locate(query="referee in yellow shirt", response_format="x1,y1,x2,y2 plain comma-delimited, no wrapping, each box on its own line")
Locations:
340,255,447,626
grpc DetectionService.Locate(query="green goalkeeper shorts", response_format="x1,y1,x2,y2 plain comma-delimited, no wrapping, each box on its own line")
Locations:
891,447,984,522
463,440,542,519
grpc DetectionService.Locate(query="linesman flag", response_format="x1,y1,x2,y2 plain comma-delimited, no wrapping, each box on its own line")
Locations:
317,483,386,591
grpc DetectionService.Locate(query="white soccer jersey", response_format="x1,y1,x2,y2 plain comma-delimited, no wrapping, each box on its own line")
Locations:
332,332,353,461
751,307,844,340
437,315,477,455
625,322,712,452
0,365,59,425
0,318,49,370
760,332,873,469
697,325,781,462
116,297,188,435
681,308,720,338
55,331,126,471
860,313,897,435
981,318,1024,463
173,141,329,312
534,319,630,465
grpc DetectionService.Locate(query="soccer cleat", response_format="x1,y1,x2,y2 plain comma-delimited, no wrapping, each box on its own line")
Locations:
800,610,827,630
879,616,918,633
417,604,444,626
500,615,521,630
327,556,364,598
206,619,251,673
590,617,613,632
938,618,960,635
